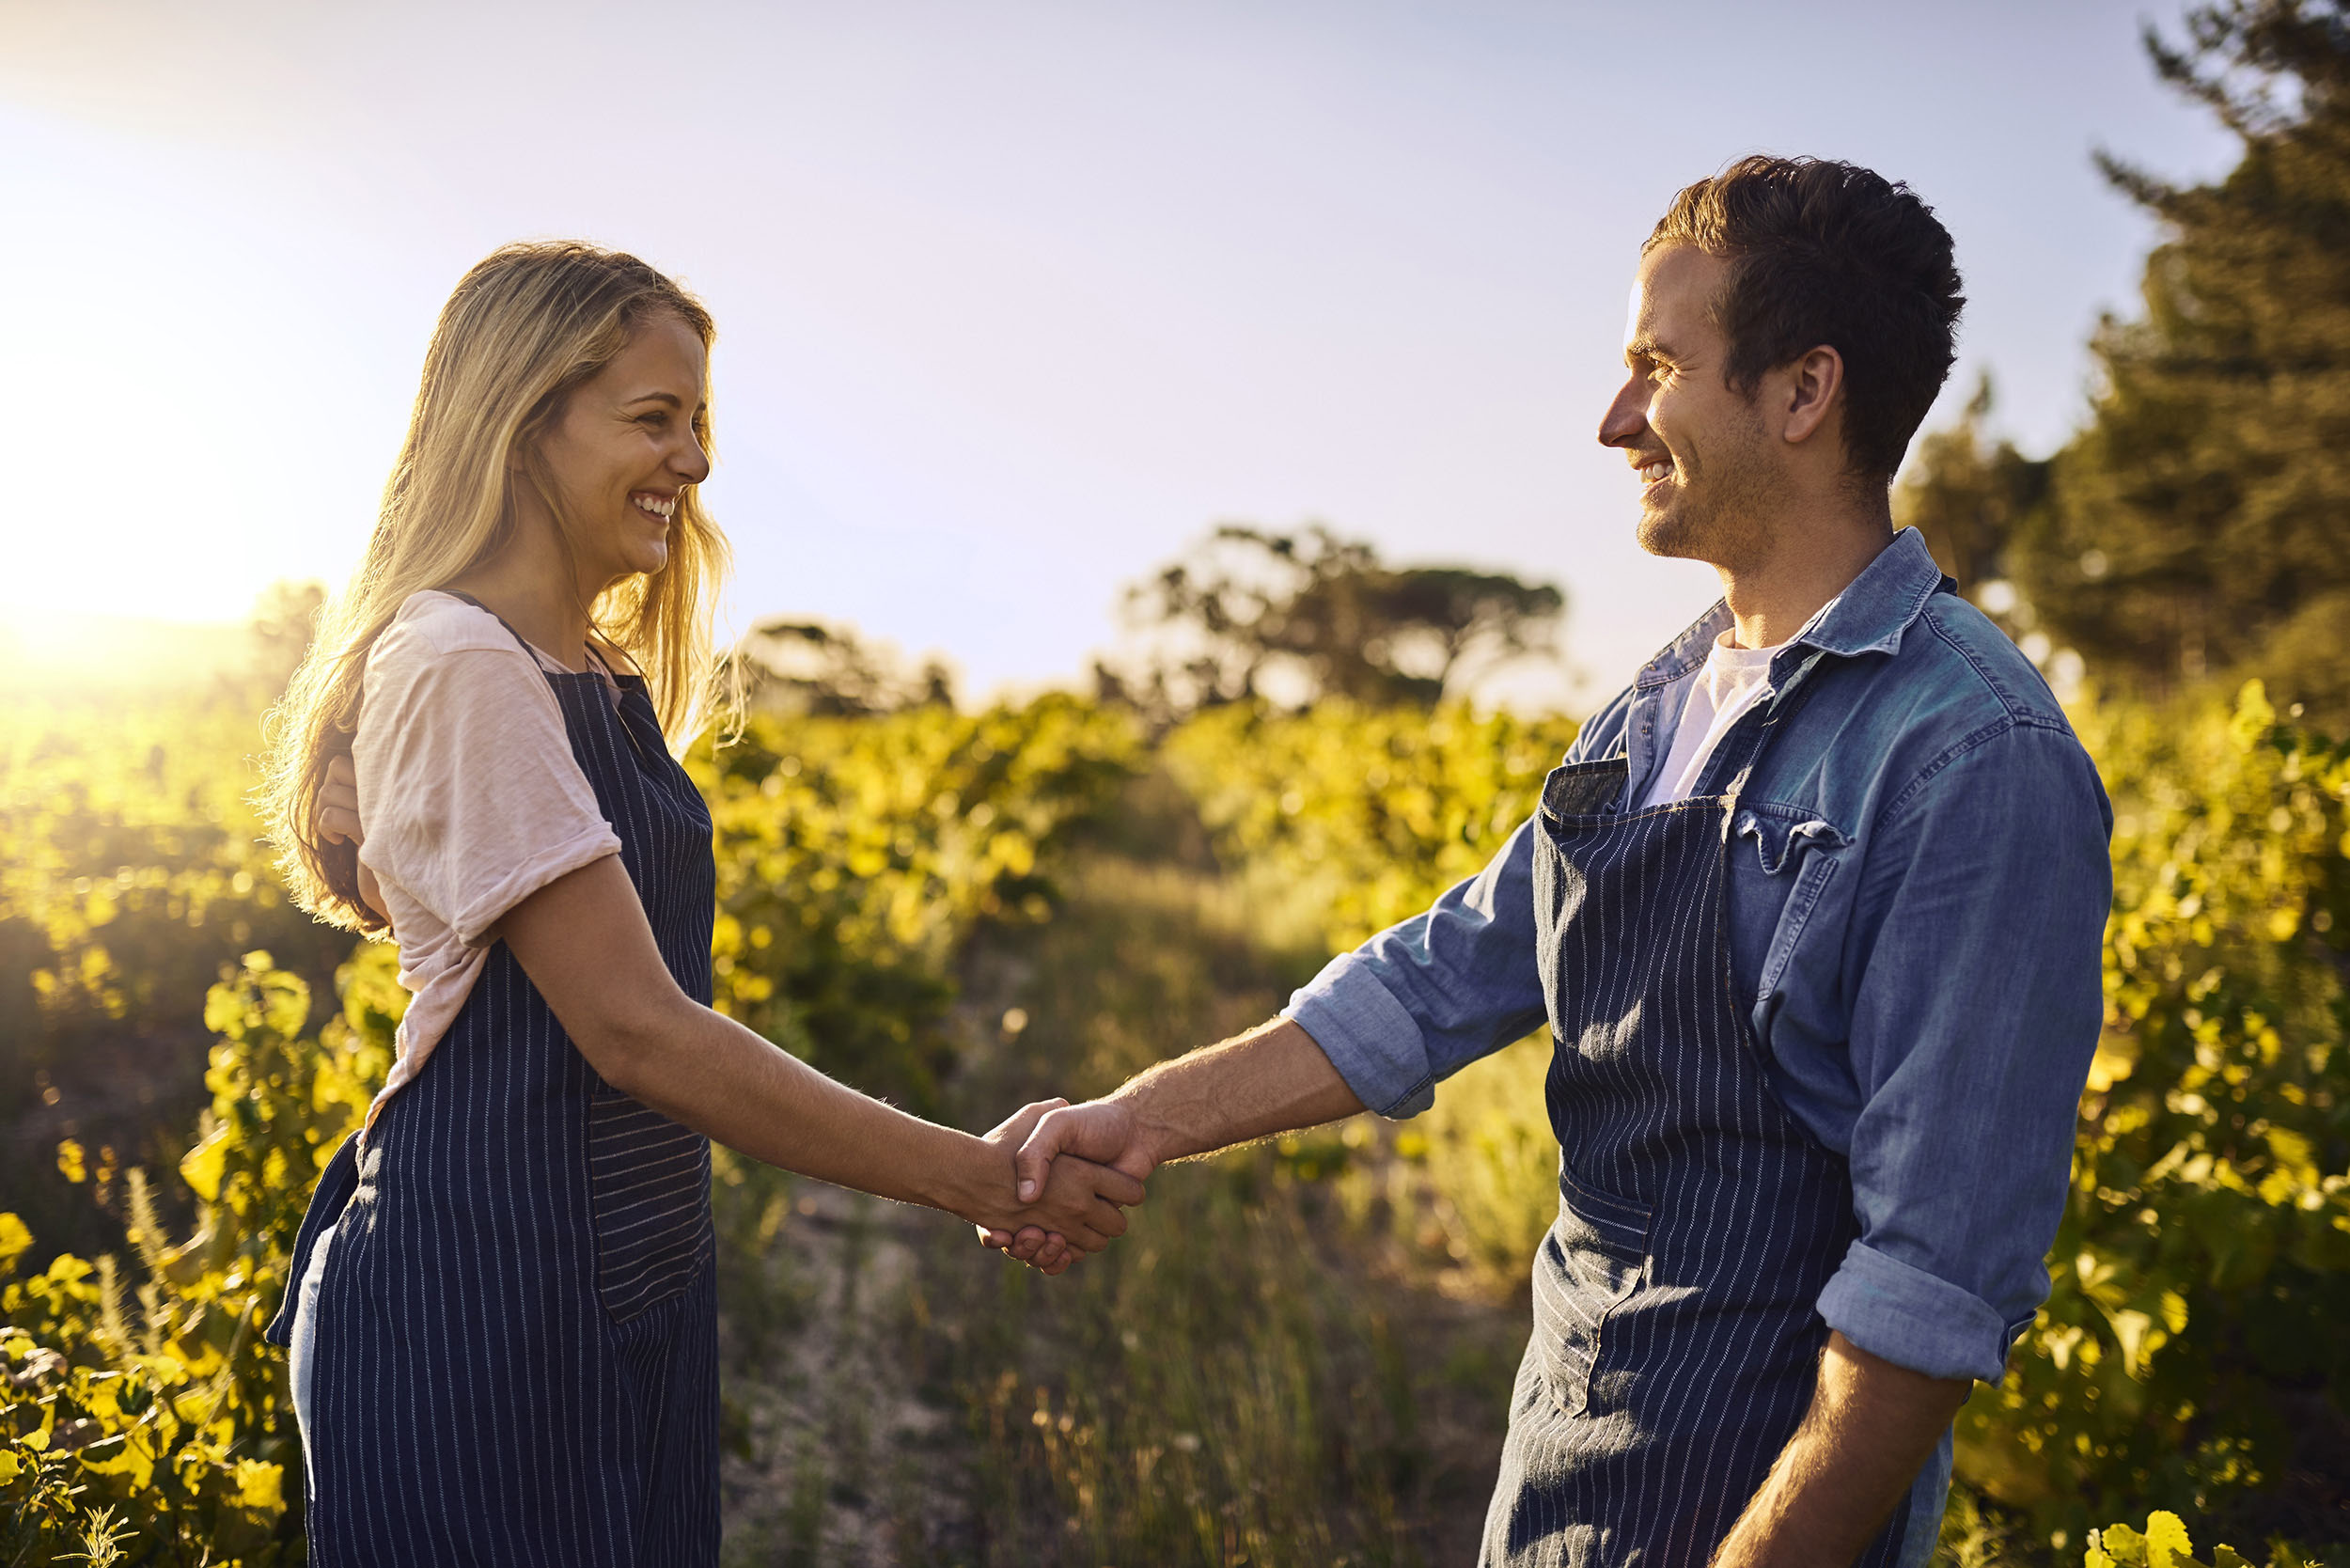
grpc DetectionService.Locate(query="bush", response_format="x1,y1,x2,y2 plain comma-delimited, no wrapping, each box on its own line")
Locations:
2,950,395,1565
2085,1508,2316,1568
1164,698,1579,949
693,694,1145,1110
0,695,355,1258
1961,685,2349,1545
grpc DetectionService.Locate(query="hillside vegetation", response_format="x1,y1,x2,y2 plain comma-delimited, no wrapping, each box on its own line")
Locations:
2,676,2342,1563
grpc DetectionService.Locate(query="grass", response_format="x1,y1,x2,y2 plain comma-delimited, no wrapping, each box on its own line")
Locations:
706,772,1538,1563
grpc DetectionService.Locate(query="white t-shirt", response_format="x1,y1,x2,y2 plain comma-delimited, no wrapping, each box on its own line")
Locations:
353,591,623,1127
1637,630,1790,808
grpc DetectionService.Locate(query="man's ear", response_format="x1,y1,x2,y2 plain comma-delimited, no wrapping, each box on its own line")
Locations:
1780,344,1844,447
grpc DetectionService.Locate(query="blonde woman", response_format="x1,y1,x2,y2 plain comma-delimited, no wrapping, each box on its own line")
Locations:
257,242,1137,1563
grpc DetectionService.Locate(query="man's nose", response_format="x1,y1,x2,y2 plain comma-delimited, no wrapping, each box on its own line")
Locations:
1597,380,1648,449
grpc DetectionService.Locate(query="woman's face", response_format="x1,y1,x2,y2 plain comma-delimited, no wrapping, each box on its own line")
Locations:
536,312,712,589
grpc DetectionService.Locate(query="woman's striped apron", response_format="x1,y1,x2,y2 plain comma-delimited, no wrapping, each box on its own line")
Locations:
1480,671,1920,1567
268,610,720,1564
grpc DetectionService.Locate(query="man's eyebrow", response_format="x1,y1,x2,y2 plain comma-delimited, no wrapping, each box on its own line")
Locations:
1625,335,1679,364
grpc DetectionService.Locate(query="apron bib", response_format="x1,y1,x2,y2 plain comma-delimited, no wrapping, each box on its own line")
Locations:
1480,669,1915,1568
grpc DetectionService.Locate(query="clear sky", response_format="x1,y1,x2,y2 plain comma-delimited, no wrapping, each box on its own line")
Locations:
0,0,2238,704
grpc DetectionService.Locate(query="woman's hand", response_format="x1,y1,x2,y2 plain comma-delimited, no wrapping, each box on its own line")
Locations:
315,751,387,926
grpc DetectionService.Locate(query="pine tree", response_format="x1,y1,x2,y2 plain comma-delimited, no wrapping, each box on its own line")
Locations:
2012,0,2350,721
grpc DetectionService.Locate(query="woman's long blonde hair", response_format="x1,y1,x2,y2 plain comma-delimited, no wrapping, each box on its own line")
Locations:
259,241,733,933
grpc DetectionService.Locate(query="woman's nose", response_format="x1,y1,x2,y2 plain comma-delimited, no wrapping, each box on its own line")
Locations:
676,439,712,486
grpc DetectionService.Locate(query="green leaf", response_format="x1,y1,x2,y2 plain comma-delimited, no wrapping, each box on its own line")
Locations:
2143,1512,2197,1568
0,1212,31,1270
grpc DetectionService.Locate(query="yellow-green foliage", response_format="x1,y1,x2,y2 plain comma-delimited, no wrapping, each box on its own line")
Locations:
0,695,350,1043
1164,698,1580,949
0,693,360,1265
7,680,2344,1556
1959,685,2349,1534
1164,699,1582,1296
3,951,395,1565
2085,1508,2316,1568
692,694,1144,1108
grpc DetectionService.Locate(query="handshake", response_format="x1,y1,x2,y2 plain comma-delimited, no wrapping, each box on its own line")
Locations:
958,1017,1365,1276
968,1095,1159,1277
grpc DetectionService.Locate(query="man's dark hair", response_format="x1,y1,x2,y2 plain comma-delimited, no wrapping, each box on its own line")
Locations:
1647,156,1964,485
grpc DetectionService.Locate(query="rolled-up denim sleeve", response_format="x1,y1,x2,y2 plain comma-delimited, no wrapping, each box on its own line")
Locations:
1283,816,1551,1118
1819,722,2112,1382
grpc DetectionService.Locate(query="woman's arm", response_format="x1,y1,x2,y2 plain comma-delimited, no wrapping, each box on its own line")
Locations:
498,854,1142,1247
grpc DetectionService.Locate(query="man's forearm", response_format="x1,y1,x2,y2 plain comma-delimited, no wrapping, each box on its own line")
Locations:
1116,1017,1367,1166
1711,1331,1970,1568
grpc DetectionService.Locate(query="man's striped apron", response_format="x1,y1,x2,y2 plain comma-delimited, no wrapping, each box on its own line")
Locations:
1480,675,1920,1567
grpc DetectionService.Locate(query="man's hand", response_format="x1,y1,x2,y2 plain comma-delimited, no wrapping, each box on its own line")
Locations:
1016,1099,1159,1197
316,751,386,925
318,750,363,845
978,1099,1088,1275
1709,1331,1970,1567
976,1018,1366,1269
976,1099,1162,1269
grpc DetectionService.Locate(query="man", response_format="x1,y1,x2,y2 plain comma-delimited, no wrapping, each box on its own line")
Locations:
995,156,2113,1567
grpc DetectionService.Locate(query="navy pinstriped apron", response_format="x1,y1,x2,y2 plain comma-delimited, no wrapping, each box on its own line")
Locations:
266,605,720,1564
1480,662,1913,1568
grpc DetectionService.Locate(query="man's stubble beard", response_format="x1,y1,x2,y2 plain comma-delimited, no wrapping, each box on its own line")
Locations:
1634,404,1779,576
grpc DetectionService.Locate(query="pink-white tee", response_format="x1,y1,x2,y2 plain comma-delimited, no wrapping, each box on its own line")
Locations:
353,590,623,1127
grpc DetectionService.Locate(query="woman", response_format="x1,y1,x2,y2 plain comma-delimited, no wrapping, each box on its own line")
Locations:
257,241,1136,1563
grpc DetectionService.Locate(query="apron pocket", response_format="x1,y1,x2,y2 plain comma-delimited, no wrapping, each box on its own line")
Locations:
1531,1164,1653,1418
587,1088,711,1324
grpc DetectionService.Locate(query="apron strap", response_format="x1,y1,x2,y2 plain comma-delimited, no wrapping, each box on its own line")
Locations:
440,590,622,684
440,590,553,666
1718,648,1831,823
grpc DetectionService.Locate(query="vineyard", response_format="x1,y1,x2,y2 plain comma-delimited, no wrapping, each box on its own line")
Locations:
1,660,2345,1563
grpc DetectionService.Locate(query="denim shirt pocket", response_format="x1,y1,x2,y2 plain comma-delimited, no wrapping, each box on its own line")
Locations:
1731,804,1850,1003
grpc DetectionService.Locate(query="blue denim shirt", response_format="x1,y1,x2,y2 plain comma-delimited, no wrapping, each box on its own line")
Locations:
1286,527,2113,1386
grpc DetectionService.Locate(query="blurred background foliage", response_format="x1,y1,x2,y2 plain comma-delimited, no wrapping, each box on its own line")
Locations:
1898,1,2350,729
7,1,2350,1562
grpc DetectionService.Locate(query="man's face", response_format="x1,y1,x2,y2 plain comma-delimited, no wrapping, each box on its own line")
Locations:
1599,243,1778,571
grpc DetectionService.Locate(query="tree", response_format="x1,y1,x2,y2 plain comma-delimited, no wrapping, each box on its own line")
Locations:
1894,377,2050,603
2009,0,2350,722
1115,525,1564,715
728,619,956,717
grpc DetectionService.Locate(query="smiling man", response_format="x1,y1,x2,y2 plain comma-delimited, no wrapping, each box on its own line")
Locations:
999,156,2113,1567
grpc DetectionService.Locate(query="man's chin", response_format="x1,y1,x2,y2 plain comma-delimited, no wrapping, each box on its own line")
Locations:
1635,507,1705,561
